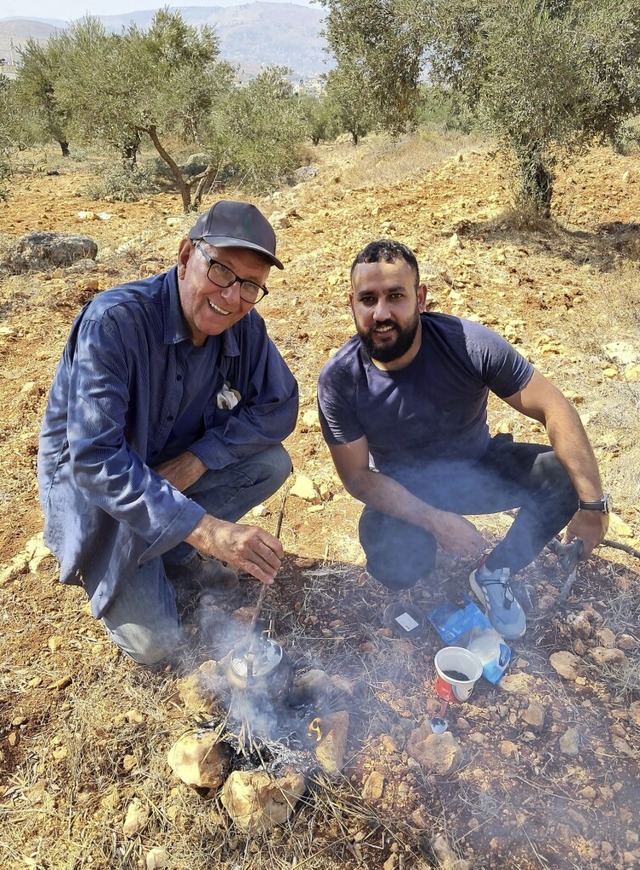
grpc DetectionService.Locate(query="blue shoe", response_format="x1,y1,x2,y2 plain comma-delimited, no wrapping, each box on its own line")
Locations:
469,564,526,640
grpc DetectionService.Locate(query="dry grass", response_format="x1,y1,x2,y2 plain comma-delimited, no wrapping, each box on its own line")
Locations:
1,133,640,870
586,583,640,694
314,128,485,191
0,561,445,870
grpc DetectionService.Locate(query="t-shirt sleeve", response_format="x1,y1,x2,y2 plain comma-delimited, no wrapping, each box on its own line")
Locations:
464,321,534,398
317,356,364,446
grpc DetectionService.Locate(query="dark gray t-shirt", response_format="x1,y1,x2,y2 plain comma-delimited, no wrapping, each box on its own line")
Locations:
317,313,533,474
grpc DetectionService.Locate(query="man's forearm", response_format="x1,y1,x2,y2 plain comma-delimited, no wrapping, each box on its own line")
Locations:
344,468,447,535
545,402,609,556
188,397,298,470
153,451,208,492
545,402,604,503
507,370,605,505
342,468,488,557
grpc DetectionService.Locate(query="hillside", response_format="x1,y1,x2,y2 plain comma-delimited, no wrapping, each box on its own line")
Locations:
0,18,59,68
0,3,330,80
0,134,639,869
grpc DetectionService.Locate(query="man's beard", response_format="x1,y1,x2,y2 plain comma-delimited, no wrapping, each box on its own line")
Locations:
360,317,420,363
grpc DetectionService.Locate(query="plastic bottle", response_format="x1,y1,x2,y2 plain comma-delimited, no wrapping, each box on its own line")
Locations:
466,628,511,684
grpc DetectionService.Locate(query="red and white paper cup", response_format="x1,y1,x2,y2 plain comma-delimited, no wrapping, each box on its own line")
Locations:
434,646,483,703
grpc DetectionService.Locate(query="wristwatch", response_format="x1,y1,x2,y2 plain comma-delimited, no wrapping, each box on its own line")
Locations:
578,494,611,513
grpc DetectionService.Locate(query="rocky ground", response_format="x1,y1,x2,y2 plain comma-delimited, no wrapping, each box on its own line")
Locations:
0,134,639,870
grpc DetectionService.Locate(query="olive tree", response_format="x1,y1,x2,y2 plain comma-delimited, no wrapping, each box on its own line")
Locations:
54,10,235,211
14,36,71,156
430,0,640,214
207,68,309,194
321,0,640,214
319,0,426,137
298,93,342,146
0,76,16,198
325,64,375,145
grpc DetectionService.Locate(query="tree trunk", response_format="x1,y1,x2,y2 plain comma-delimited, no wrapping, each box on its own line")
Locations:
144,124,192,212
192,165,219,212
59,141,70,157
518,144,553,217
121,132,140,169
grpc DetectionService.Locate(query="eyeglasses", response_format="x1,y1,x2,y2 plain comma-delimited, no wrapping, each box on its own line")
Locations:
194,241,269,304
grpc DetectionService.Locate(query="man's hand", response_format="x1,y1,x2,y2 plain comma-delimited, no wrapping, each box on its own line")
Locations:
154,451,207,492
186,515,284,586
427,509,489,558
564,510,608,560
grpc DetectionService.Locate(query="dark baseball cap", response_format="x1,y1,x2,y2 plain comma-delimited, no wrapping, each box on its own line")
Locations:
188,200,283,270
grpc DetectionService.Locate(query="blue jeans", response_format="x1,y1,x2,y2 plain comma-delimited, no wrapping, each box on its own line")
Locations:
101,445,292,664
359,436,577,590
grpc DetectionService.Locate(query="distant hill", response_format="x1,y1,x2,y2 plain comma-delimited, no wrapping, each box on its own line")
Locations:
0,4,332,80
0,19,60,67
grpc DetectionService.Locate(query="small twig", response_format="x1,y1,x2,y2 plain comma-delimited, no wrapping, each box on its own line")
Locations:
248,583,269,638
281,836,354,869
247,485,289,639
602,538,640,559
274,488,286,539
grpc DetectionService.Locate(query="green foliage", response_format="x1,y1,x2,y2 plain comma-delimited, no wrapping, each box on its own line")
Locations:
121,9,234,144
613,117,640,155
12,9,311,210
50,10,235,210
51,18,118,148
83,162,163,202
0,76,17,199
571,0,640,139
298,93,342,145
416,86,475,133
14,36,71,154
208,68,309,194
319,0,427,137
429,0,640,213
321,0,640,212
324,64,376,145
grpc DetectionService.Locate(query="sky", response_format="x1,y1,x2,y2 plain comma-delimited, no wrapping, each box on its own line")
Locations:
0,0,314,23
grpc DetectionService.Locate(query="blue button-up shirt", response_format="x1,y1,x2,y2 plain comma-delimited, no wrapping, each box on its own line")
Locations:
37,266,298,617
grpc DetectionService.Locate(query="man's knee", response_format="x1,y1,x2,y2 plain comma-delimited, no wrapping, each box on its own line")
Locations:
253,444,293,489
536,451,578,508
359,507,437,589
103,619,181,665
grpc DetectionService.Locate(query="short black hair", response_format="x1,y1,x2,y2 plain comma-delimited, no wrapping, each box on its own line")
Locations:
350,239,419,286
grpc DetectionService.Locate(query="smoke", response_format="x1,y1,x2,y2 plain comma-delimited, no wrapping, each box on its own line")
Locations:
227,686,280,742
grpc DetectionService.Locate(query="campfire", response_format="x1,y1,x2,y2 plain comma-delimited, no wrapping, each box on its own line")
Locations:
167,618,351,834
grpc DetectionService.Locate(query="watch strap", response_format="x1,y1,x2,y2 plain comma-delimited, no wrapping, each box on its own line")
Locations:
578,495,610,513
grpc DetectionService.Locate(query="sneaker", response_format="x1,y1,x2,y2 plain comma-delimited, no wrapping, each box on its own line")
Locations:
165,553,239,593
469,563,526,640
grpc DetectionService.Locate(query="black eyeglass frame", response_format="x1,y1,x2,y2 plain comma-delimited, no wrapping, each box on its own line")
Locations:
193,240,269,304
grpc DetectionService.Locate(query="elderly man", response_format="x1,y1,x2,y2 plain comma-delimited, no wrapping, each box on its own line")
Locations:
38,201,298,664
317,239,608,640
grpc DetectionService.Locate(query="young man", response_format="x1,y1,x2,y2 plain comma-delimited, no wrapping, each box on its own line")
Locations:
38,201,298,664
317,239,608,640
